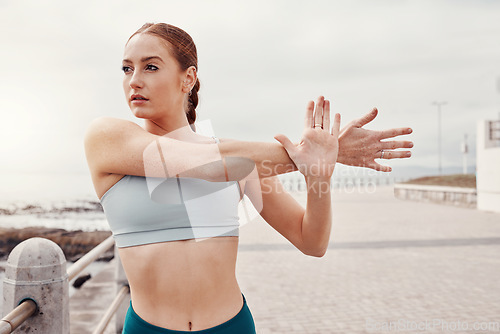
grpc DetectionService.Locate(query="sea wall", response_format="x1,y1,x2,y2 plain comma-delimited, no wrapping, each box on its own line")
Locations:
394,184,476,208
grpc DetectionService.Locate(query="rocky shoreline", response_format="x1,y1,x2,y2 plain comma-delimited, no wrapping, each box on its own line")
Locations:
0,226,113,262
0,199,103,216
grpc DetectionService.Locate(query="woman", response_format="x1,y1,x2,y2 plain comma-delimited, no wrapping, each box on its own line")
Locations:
84,23,413,333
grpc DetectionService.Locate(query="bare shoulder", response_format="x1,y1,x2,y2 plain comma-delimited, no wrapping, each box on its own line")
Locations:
84,117,141,199
85,116,141,141
84,117,144,170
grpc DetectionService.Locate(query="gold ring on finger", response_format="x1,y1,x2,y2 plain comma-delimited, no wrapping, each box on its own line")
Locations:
314,123,323,129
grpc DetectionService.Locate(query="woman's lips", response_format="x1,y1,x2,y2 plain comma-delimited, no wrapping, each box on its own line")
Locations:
131,99,149,105
130,94,149,105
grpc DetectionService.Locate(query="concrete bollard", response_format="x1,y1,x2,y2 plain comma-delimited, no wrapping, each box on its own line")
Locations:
3,237,69,333
114,246,130,333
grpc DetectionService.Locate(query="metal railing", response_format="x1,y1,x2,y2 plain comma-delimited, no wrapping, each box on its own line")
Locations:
68,236,115,281
92,285,130,334
1,235,129,334
0,299,37,333
278,175,407,193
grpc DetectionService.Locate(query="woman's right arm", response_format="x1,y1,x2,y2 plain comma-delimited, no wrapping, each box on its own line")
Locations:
84,117,297,181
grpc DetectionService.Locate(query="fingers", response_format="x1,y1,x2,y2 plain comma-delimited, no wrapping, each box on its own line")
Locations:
355,107,378,127
379,127,413,140
274,134,296,154
366,149,412,173
331,113,341,137
323,100,330,131
380,140,414,150
304,100,314,128
313,96,324,128
376,150,412,160
368,162,392,173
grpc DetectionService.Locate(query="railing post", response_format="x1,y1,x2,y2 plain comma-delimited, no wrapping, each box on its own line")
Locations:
114,246,130,333
2,237,69,333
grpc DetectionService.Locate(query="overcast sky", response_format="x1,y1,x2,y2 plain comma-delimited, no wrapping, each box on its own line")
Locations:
1,0,499,176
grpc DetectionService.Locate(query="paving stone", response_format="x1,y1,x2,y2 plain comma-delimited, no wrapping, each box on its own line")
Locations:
70,186,500,333
237,186,500,333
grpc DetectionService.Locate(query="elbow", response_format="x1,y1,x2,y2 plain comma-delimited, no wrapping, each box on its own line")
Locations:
310,249,327,258
300,233,329,258
302,246,327,258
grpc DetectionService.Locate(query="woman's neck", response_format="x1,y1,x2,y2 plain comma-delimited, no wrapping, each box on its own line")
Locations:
144,117,197,140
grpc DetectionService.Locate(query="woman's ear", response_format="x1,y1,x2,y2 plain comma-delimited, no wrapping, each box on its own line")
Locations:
182,66,197,93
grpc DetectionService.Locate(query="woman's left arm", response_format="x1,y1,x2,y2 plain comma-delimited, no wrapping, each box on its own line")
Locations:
243,96,340,257
247,175,332,257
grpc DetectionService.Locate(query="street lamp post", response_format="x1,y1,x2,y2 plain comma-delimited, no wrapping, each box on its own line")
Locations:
432,101,447,175
462,133,468,174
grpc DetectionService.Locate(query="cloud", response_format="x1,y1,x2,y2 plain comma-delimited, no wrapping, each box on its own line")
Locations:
1,0,499,174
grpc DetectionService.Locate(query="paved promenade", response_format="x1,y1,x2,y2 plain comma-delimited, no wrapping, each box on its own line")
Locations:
71,186,500,333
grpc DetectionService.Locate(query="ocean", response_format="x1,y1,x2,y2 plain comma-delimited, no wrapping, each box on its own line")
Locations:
0,171,108,231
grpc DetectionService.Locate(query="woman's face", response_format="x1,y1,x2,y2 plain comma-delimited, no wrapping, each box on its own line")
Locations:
122,33,186,120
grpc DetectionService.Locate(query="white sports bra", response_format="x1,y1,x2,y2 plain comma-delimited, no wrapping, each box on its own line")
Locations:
99,136,241,248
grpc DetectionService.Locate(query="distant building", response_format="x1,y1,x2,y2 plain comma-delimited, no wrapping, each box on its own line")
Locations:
476,119,500,213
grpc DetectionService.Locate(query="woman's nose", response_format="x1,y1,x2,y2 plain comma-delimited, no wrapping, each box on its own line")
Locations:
129,71,143,89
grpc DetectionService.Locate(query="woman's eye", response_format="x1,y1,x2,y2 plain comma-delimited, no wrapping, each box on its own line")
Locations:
146,64,159,71
122,66,132,73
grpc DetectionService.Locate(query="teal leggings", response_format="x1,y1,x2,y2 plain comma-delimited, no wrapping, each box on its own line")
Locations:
122,294,256,334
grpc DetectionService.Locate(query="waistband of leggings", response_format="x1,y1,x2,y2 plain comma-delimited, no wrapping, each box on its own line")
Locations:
128,293,248,333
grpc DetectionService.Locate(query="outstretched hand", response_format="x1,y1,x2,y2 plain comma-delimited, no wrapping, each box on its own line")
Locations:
337,108,413,172
274,96,341,180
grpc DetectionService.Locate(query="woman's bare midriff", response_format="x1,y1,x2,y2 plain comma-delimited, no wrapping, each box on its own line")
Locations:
93,160,246,331
118,236,242,331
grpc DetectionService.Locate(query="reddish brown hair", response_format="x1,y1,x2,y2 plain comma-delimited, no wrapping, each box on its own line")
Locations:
129,23,199,125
